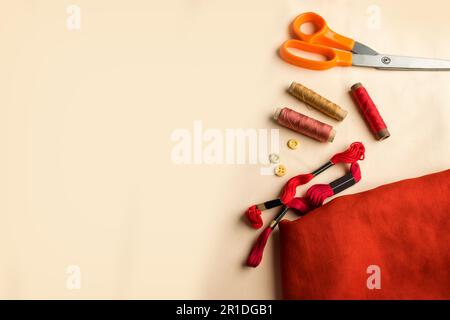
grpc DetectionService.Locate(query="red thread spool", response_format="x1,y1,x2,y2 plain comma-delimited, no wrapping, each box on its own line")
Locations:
274,107,335,143
351,83,390,141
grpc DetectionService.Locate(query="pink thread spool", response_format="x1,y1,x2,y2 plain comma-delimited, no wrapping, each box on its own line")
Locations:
274,107,336,143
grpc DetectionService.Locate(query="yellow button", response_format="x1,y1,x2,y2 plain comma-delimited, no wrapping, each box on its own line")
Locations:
287,139,299,150
274,164,286,177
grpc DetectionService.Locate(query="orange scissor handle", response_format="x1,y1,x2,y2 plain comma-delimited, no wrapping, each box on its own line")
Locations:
279,40,352,70
291,12,355,52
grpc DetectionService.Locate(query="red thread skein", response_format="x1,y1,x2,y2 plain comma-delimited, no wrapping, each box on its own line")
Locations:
244,142,365,230
351,83,390,141
246,162,363,268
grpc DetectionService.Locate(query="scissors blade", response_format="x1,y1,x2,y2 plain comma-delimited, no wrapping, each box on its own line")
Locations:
352,41,378,55
352,54,450,71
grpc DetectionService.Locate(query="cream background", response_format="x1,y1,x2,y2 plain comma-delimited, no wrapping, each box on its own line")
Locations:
0,0,449,299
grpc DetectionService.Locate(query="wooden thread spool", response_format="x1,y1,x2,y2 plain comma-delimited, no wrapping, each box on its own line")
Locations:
288,82,348,121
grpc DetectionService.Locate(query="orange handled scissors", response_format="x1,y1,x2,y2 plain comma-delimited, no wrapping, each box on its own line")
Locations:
280,12,450,71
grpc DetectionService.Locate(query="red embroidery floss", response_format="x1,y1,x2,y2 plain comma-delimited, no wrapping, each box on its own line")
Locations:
244,142,366,268
274,107,335,143
246,162,363,268
351,83,390,141
245,142,366,230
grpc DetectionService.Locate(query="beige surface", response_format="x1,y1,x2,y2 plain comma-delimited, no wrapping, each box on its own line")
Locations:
1,0,449,299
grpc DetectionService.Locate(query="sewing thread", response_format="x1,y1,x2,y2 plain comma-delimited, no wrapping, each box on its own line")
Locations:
274,107,335,143
288,82,348,121
351,83,390,141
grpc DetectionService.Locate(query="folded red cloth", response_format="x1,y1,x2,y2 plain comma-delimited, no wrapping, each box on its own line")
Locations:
279,169,450,299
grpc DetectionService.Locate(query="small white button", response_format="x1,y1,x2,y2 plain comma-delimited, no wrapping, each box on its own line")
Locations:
269,153,280,164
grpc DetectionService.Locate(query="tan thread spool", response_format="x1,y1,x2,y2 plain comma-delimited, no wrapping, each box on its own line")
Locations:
288,82,348,121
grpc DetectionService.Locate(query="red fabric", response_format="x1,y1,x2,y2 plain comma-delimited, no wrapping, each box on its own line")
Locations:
279,169,450,299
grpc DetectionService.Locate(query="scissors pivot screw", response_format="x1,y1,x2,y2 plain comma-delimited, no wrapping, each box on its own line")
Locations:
381,56,392,65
